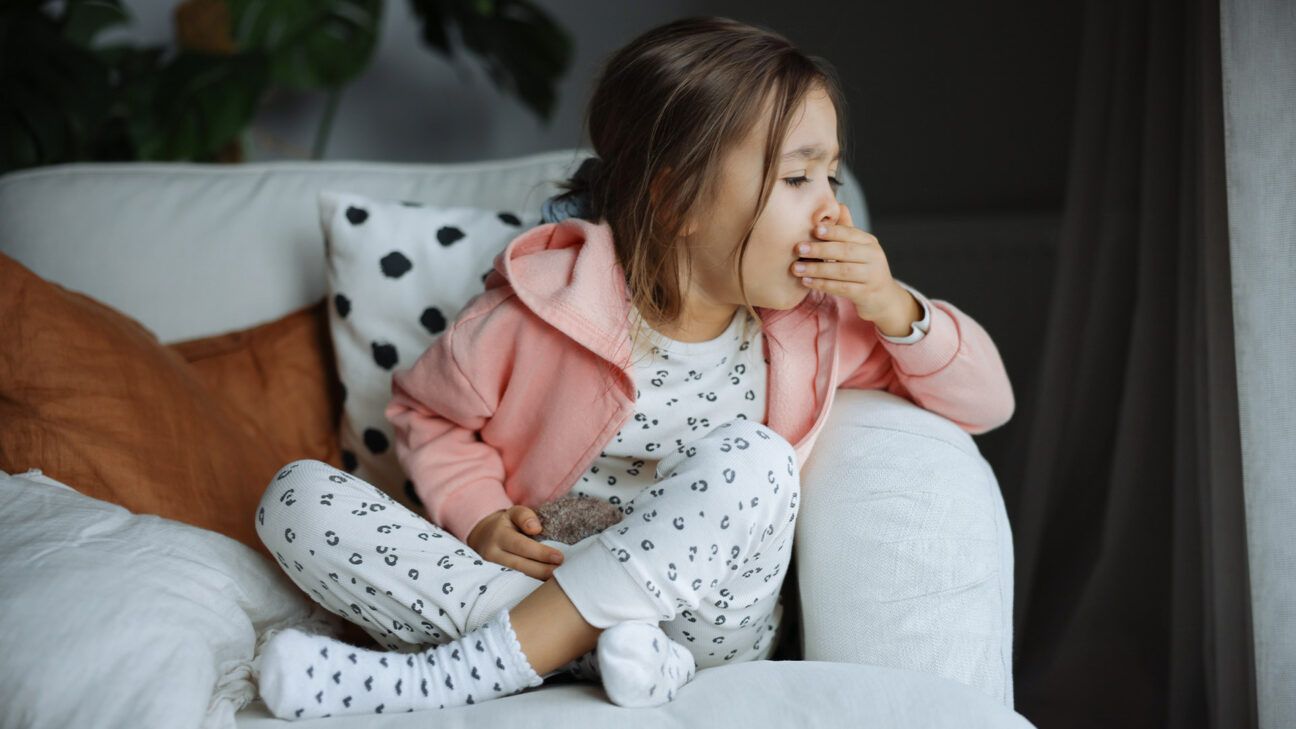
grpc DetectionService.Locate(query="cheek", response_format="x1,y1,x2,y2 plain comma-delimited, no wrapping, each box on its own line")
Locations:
740,242,779,275
741,250,798,293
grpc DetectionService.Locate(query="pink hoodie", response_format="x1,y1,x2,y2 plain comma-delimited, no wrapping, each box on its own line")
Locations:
384,218,1015,543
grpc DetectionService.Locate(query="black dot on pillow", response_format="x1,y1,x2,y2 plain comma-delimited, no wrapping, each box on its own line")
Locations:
420,307,447,336
380,251,413,278
345,206,369,225
363,428,389,455
341,450,358,472
371,342,399,369
436,226,466,246
404,480,424,507
401,201,424,207
497,212,521,226
334,293,351,318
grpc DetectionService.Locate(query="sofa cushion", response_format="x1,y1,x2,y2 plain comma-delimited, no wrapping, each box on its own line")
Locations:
0,252,287,555
0,467,341,729
317,190,540,513
168,297,347,472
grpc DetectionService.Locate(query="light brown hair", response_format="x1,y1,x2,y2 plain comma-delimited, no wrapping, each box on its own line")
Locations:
551,16,850,397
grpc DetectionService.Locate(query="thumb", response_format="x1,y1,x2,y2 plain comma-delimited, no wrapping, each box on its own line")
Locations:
511,506,542,534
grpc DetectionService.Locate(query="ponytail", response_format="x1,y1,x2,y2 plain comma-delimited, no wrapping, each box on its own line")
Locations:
542,155,602,223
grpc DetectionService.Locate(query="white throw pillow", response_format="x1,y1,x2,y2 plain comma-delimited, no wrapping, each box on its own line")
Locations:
0,468,343,729
317,190,540,514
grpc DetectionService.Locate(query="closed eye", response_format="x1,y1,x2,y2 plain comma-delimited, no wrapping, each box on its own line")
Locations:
784,175,844,190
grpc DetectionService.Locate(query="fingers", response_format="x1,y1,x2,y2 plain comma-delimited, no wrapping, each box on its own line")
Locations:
506,531,565,565
478,541,558,580
792,259,872,285
474,506,565,580
505,553,558,581
800,231,878,264
507,506,563,562
510,557,555,581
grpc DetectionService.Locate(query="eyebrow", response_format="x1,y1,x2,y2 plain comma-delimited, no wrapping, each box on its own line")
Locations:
781,145,841,162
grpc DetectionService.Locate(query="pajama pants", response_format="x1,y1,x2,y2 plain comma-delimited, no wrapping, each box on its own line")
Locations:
255,417,800,675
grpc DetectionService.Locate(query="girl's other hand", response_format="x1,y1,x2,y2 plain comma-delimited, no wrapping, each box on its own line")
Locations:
796,202,916,331
466,505,566,581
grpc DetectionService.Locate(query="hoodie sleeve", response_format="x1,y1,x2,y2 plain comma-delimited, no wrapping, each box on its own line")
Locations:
835,281,1016,435
384,316,515,544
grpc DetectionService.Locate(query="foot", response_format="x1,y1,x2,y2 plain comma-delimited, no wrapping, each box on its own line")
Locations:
597,621,697,707
256,608,543,720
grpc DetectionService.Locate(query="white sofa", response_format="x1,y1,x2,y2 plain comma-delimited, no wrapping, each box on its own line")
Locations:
0,149,1031,728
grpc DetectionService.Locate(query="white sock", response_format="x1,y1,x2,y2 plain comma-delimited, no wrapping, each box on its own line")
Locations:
597,621,697,707
557,649,602,682
257,608,543,720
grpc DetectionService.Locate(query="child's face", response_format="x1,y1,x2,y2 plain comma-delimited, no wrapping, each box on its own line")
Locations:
686,85,843,311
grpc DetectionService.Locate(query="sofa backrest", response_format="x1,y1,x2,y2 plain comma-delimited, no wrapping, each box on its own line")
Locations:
0,149,869,344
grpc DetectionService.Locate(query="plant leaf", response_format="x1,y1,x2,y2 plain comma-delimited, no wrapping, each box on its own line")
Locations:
226,0,381,90
0,2,114,172
61,0,131,47
406,0,571,121
129,50,269,161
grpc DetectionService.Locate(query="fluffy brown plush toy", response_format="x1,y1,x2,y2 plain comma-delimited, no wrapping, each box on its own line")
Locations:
527,493,625,545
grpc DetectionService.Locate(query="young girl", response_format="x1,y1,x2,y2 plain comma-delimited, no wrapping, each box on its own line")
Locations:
253,15,1014,720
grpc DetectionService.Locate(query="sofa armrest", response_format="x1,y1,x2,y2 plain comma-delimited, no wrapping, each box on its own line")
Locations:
793,387,1016,709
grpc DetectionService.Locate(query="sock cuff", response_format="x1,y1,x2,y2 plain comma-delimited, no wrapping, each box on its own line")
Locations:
490,608,544,689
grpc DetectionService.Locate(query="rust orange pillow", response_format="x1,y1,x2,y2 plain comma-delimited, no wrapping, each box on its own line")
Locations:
167,298,346,473
0,252,295,557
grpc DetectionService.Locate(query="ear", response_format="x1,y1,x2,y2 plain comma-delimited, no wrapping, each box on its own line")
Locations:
681,216,700,237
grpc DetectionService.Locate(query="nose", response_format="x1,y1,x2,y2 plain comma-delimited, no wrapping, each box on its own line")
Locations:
813,195,840,233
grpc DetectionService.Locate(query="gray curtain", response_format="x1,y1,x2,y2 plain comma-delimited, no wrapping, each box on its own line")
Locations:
1005,0,1258,726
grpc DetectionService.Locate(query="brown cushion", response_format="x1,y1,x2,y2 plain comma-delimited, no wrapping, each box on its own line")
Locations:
0,252,336,558
167,298,346,472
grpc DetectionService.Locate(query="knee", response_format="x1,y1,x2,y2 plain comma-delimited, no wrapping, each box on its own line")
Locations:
723,421,800,520
255,459,336,546
662,418,800,514
724,419,796,465
712,419,797,481
259,459,323,507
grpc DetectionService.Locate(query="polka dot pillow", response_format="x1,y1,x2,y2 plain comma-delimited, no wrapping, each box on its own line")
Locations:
317,190,540,514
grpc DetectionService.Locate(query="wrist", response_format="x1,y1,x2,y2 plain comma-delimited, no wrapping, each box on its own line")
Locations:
873,283,922,337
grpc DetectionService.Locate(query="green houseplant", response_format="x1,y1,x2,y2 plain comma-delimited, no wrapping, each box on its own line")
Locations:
0,0,573,173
